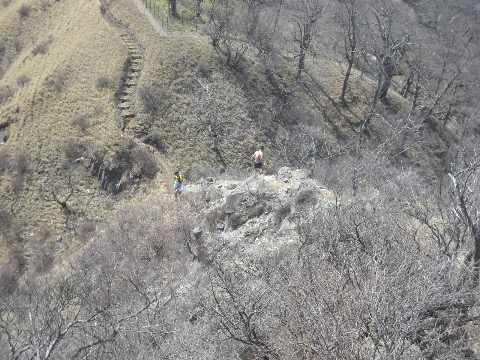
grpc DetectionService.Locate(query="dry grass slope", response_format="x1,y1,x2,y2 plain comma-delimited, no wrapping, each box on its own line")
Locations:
0,0,463,269
0,0,127,258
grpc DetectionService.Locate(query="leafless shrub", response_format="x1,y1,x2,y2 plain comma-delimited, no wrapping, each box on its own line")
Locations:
63,141,83,162
10,173,24,197
17,74,31,86
36,224,51,242
18,4,31,18
31,239,55,274
294,188,316,205
272,202,291,225
0,207,23,295
0,67,4,80
11,150,29,175
96,75,114,89
115,139,135,168
0,258,21,296
0,150,9,172
115,140,158,180
92,104,103,116
40,0,51,11
103,198,114,210
14,40,23,53
0,205,13,236
77,221,96,242
0,41,5,59
0,85,14,104
131,146,158,179
3,0,12,7
70,114,90,132
63,139,85,163
45,73,67,92
32,37,53,56
144,129,167,153
196,61,211,78
139,84,169,116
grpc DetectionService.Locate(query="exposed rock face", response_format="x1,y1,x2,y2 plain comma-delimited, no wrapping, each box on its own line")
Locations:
184,167,336,264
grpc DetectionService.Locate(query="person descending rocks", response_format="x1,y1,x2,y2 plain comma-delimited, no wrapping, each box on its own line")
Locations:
252,146,264,173
173,171,184,201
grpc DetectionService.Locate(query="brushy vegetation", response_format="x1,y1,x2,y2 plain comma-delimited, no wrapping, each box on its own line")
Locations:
17,4,31,18
0,85,14,103
70,114,90,132
31,37,53,56
139,84,169,116
16,74,31,86
96,75,115,89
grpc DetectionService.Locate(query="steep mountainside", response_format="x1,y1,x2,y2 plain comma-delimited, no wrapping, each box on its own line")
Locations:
0,0,479,358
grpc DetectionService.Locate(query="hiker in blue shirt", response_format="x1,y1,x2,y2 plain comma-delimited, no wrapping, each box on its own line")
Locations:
173,171,184,201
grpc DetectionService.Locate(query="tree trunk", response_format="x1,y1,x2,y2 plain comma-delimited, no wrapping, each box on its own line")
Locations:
297,24,311,78
169,0,178,18
378,56,394,100
196,0,203,17
378,72,393,100
474,230,480,283
362,73,382,131
297,49,306,78
340,59,353,102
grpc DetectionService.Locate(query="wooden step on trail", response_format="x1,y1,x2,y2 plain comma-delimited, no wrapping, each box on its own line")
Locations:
130,53,142,60
119,102,130,110
121,110,135,118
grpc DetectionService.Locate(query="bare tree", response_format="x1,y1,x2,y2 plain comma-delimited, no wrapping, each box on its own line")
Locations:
205,0,250,67
288,0,327,78
49,175,75,213
0,267,116,360
243,0,282,62
361,7,410,131
168,0,178,18
338,0,359,102
448,154,480,281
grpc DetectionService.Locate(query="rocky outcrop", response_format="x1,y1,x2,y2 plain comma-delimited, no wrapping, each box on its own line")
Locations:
182,167,336,264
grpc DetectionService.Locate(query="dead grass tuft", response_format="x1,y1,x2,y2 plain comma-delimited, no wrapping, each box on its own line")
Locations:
0,85,14,104
45,73,68,92
11,150,29,175
32,37,53,56
77,221,96,242
96,75,115,89
18,4,31,18
16,74,31,86
70,114,90,132
63,139,85,162
139,84,170,116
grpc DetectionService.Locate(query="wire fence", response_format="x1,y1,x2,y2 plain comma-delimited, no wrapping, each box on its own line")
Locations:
142,0,201,32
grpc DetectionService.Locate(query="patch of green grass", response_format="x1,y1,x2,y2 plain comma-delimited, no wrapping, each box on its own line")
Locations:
146,0,207,31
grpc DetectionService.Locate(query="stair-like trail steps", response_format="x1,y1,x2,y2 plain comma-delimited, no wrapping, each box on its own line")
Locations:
98,0,175,196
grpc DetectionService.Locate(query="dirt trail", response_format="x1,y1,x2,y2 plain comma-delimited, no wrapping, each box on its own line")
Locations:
130,0,167,35
100,0,174,195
